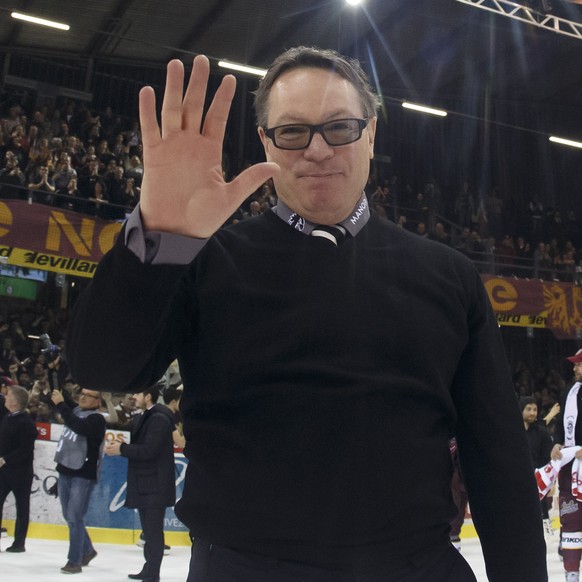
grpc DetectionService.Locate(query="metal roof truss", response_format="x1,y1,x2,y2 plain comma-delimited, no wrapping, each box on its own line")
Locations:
454,0,582,40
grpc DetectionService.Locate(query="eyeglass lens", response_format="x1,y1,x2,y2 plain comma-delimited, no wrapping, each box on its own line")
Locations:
271,119,365,150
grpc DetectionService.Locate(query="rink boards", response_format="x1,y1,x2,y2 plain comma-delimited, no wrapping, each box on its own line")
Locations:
3,438,191,546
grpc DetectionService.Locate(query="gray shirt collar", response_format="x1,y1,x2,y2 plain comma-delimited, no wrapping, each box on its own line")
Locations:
272,193,370,237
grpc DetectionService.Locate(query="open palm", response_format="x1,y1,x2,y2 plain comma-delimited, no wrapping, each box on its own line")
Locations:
139,55,278,238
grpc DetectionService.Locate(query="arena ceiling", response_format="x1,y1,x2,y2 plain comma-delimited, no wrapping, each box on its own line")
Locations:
1,0,582,118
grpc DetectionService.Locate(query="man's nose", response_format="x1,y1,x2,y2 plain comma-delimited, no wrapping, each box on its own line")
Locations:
303,131,334,160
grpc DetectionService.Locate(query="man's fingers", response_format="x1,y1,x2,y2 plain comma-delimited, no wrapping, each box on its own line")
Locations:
228,162,279,206
182,55,211,133
139,86,161,154
161,59,186,138
202,74,236,142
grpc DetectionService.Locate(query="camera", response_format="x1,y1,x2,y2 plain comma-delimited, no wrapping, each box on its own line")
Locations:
40,333,62,363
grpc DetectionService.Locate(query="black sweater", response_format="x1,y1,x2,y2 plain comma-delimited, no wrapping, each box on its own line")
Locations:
68,211,546,580
525,422,553,469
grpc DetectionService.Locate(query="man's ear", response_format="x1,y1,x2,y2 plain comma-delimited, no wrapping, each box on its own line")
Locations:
367,117,377,160
258,127,272,161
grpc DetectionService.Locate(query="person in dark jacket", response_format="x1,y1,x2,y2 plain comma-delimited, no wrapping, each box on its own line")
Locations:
51,387,106,574
0,385,37,552
519,396,554,530
105,384,175,582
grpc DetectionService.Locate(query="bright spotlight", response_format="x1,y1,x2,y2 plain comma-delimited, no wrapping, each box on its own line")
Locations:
402,102,448,117
218,61,266,78
549,136,582,149
11,12,70,31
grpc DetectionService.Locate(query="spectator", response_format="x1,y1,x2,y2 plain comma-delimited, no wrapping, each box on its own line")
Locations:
112,132,128,161
519,396,553,534
111,393,138,430
455,181,474,228
428,222,450,245
105,165,128,219
124,120,141,148
1,104,23,135
104,385,175,582
414,220,428,237
27,165,55,205
88,180,110,218
515,236,533,276
0,385,37,553
98,392,119,426
534,242,554,280
0,155,26,199
124,154,144,187
53,152,77,194
77,158,102,199
122,176,139,210
495,235,516,276
370,184,390,215
452,226,472,256
58,177,85,213
162,386,185,449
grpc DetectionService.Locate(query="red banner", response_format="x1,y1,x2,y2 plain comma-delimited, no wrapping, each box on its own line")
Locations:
483,275,582,340
0,200,122,278
1,201,581,338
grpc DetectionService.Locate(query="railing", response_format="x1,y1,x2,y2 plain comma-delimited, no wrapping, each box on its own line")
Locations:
2,184,580,284
0,183,134,218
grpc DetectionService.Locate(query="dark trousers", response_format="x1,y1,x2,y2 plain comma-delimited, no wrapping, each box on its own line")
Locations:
138,507,165,578
186,538,477,582
0,468,33,548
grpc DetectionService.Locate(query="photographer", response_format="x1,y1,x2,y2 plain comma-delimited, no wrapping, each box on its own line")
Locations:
40,334,69,392
51,387,105,574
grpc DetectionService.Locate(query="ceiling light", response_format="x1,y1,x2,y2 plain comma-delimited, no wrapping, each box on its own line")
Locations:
549,136,582,149
402,102,448,117
218,61,266,78
346,0,364,5
11,11,70,31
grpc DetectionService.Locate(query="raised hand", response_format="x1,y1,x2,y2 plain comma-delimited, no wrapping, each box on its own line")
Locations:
139,55,279,238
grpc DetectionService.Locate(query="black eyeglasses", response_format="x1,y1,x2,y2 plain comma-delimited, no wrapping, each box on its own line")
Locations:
264,118,368,150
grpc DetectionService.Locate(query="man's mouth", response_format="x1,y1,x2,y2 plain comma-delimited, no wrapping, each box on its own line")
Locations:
300,172,340,179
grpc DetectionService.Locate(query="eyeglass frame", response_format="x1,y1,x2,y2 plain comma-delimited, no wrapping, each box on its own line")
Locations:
262,118,369,151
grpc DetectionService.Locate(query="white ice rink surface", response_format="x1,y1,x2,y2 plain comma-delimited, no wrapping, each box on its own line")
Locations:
0,534,567,581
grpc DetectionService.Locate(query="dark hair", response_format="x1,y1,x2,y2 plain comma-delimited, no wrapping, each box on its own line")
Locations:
253,46,381,129
163,386,183,405
518,396,537,414
143,384,160,405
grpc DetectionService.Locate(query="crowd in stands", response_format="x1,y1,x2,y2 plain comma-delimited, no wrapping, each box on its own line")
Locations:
0,94,581,282
368,178,582,284
0,100,142,218
0,301,182,432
